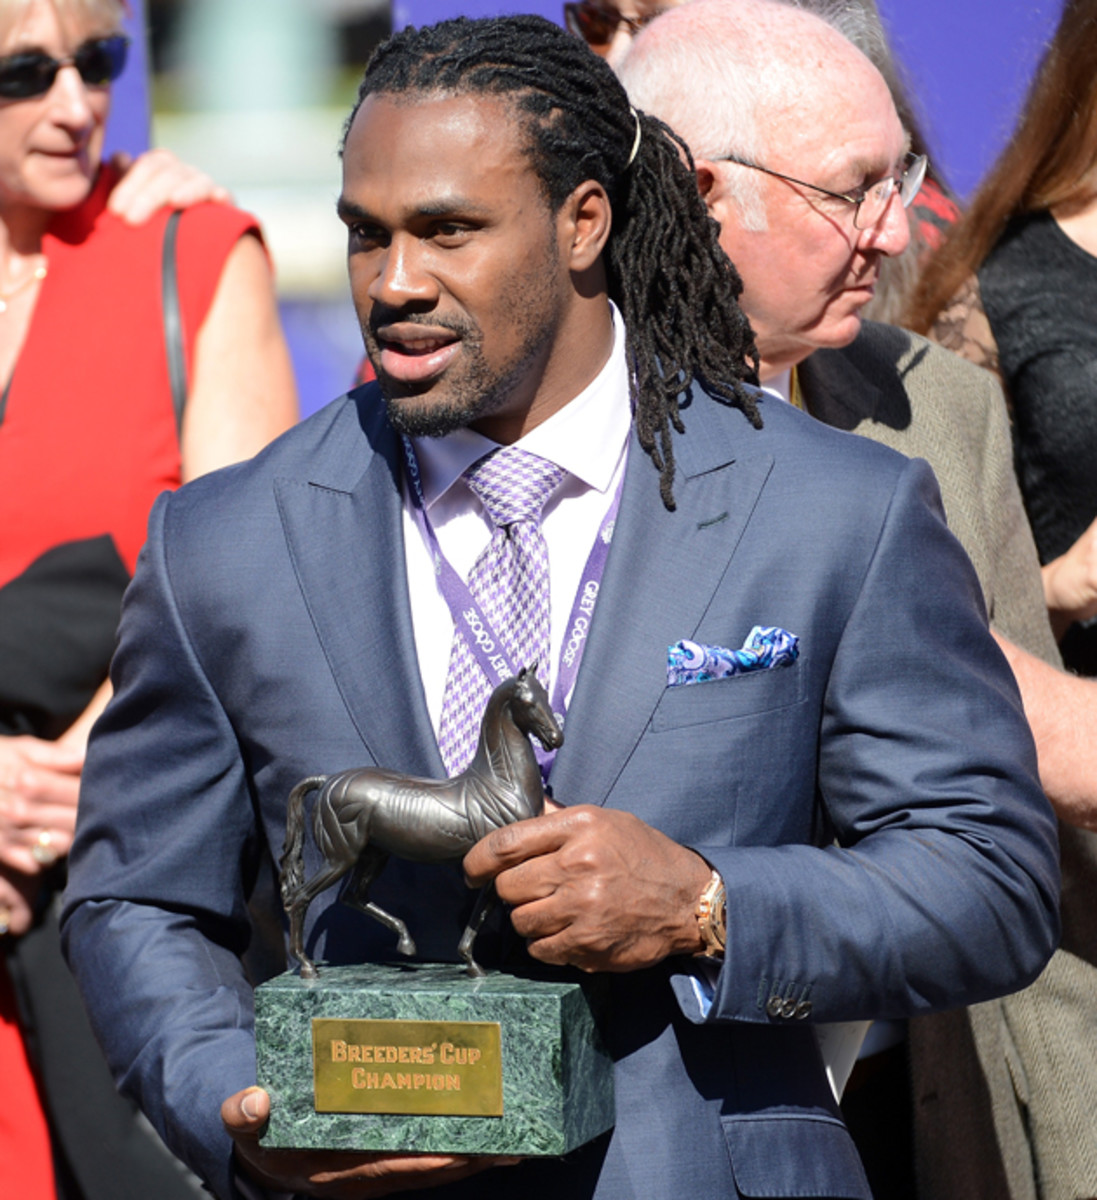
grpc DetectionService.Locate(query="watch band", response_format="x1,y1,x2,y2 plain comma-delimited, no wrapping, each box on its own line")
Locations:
695,868,727,958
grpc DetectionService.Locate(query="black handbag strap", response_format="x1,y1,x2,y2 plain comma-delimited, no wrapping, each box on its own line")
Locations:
161,209,187,438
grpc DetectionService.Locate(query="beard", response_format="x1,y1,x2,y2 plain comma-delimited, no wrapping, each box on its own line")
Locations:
362,234,564,439
370,323,550,439
367,314,558,440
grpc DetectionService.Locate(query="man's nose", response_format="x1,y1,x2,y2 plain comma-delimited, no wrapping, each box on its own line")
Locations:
860,189,911,258
367,238,439,308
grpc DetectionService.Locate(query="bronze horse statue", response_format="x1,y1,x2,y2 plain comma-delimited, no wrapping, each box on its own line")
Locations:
279,664,563,978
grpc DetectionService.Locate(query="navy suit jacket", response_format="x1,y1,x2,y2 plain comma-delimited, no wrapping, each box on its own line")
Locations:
62,382,1059,1200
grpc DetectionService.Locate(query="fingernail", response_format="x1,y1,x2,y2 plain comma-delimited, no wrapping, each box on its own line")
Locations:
241,1091,262,1121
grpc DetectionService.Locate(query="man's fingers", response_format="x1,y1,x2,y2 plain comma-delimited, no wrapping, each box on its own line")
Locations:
464,806,591,885
221,1086,270,1138
505,893,570,941
221,1085,517,1196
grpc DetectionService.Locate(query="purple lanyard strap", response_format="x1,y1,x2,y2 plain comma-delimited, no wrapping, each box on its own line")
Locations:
403,437,623,773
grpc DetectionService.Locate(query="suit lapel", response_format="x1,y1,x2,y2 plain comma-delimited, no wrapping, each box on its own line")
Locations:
275,396,443,777
548,390,773,808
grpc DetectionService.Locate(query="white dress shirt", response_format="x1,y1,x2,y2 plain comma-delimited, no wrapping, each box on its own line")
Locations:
762,369,792,404
403,303,632,731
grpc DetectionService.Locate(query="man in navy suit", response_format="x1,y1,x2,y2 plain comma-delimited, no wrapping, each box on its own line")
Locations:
61,15,1058,1200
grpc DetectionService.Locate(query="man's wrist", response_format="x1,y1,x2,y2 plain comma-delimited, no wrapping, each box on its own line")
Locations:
693,865,726,959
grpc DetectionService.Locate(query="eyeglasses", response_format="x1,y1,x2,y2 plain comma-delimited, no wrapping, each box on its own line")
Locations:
563,1,665,48
717,151,928,230
0,35,129,101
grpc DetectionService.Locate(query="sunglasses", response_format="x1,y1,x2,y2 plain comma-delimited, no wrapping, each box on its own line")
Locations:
563,1,665,48
0,35,129,101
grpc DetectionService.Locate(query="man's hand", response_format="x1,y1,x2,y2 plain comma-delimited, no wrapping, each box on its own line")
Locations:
0,736,83,874
107,149,233,226
464,806,712,972
222,1088,518,1198
1043,514,1097,638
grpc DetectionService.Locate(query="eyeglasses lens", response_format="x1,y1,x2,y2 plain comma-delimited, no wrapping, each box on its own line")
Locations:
74,36,128,86
0,35,128,100
0,54,53,98
853,154,928,229
899,154,928,207
854,183,892,230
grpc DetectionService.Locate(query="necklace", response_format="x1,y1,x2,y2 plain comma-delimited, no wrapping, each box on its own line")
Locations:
0,259,47,314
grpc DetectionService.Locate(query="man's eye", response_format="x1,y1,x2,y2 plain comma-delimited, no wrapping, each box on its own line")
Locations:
434,223,473,241
350,224,385,245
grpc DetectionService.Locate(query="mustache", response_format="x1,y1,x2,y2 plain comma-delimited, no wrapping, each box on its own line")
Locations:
367,309,480,342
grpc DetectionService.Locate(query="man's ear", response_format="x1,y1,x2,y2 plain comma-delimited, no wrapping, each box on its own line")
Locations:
559,180,613,272
694,161,722,215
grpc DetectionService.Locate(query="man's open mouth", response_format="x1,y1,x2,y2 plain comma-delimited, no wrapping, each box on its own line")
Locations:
375,325,462,384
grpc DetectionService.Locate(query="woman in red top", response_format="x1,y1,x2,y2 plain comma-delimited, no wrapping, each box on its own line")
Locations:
0,1,298,1195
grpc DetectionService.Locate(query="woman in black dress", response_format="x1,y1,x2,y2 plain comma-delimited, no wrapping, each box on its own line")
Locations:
909,0,1097,675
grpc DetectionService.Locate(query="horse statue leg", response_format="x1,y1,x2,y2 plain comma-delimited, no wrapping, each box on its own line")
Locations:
284,859,354,979
342,845,417,958
457,883,499,978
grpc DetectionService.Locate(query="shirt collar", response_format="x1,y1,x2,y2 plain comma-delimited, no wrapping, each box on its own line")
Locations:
410,302,631,511
761,368,792,404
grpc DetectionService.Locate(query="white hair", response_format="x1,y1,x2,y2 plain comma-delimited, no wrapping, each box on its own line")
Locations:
618,0,885,232
0,0,126,45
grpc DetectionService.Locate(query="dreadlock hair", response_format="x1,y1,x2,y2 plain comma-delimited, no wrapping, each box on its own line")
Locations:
343,13,760,510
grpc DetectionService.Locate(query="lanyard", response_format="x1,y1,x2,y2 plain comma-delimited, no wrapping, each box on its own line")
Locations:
402,437,623,769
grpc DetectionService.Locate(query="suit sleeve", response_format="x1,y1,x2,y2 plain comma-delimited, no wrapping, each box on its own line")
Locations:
61,492,258,1200
936,360,1056,672
970,370,1062,667
673,458,1060,1026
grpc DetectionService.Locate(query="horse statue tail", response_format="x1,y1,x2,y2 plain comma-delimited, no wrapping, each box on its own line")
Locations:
279,776,327,905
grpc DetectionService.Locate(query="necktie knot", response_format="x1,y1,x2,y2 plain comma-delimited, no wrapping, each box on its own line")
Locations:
465,446,566,529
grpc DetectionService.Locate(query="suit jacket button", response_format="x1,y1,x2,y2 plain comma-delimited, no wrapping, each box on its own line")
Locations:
780,997,798,1019
794,1000,813,1019
766,995,785,1019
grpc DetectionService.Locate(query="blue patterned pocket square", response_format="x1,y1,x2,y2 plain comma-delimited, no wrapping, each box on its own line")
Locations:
667,627,799,687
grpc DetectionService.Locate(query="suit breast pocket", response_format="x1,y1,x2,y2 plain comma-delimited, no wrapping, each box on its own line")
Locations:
650,663,805,731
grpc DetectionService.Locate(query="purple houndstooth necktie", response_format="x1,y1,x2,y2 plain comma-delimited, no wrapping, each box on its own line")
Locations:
437,446,566,774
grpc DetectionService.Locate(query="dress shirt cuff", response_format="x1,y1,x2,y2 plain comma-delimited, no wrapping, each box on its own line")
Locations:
670,960,722,1024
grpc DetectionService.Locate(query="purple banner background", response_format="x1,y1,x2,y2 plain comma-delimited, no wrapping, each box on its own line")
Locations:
103,0,151,157
396,0,1060,201
875,0,1056,199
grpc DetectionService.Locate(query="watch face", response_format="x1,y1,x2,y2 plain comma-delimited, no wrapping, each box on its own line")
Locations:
712,888,727,950
697,874,726,956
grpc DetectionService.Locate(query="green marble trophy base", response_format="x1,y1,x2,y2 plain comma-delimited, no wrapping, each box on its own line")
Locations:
255,962,615,1156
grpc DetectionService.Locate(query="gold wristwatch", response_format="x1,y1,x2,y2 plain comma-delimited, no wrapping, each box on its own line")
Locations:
695,868,727,958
